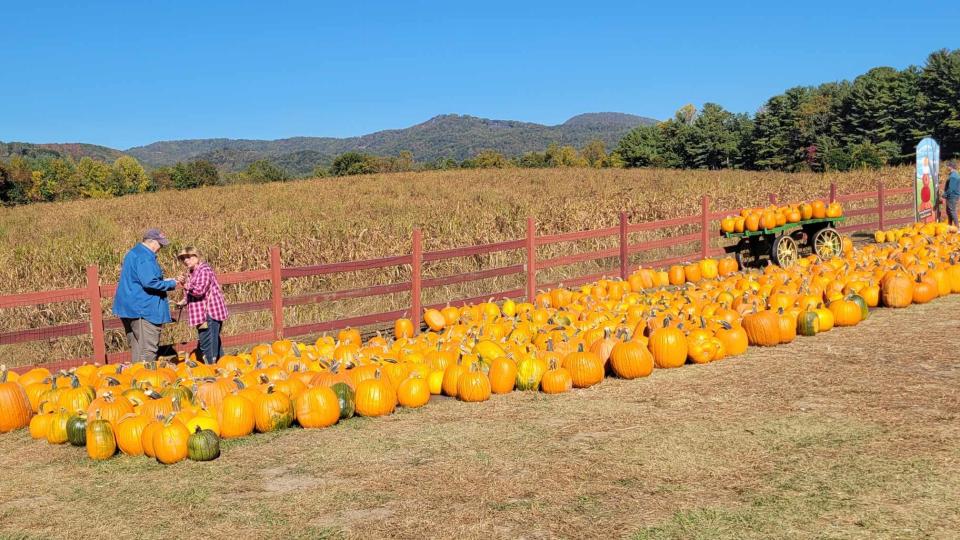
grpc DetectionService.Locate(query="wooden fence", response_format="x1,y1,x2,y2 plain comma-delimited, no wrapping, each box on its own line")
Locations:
2,182,914,373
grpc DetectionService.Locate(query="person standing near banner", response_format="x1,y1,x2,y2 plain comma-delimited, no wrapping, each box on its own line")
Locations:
942,161,960,227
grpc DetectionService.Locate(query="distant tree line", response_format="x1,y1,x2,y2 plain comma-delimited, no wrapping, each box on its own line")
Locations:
2,48,956,206
0,154,292,205
615,48,959,171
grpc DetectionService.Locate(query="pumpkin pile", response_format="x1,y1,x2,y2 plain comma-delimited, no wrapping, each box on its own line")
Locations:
874,221,957,244
720,200,843,234
2,229,960,465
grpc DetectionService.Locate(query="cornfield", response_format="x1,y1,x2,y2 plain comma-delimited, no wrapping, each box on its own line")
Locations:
0,166,912,367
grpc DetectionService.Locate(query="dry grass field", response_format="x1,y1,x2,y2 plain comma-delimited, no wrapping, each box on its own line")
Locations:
0,166,912,366
0,294,957,539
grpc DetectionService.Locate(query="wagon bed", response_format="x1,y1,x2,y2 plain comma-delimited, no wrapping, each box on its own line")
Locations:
722,217,845,268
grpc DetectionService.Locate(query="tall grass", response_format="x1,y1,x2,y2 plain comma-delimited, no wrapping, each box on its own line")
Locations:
0,166,912,366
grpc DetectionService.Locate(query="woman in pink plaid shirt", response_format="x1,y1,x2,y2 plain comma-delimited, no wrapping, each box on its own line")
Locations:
175,247,228,364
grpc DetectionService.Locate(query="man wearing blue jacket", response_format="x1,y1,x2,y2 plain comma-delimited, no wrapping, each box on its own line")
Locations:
943,161,960,227
112,229,178,362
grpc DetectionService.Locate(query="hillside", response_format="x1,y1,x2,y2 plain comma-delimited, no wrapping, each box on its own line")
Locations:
125,112,657,172
0,141,124,163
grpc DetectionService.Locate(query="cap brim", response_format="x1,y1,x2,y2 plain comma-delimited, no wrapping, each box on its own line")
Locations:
158,238,170,246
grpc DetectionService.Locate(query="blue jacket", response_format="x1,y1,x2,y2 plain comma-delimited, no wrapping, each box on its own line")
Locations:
112,243,178,324
945,171,960,200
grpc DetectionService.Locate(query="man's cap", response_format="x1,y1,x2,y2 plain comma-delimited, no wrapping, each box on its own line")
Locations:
143,228,170,246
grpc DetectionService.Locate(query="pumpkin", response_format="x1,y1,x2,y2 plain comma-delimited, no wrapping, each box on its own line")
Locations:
715,322,748,356
187,427,221,462
57,375,95,414
846,294,869,321
423,309,446,331
608,341,654,379
0,366,33,433
540,360,573,394
153,417,190,465
218,394,255,439
185,414,220,437
777,310,797,344
686,332,718,364
742,310,781,346
66,413,88,446
254,386,294,433
648,327,688,368
394,318,415,339
86,392,134,429
355,373,397,416
796,311,820,337
814,307,835,332
668,265,686,286
562,348,604,388
486,357,517,394
397,377,431,408
911,278,937,304
45,409,71,444
515,356,547,391
294,386,341,428
141,417,164,458
114,414,149,456
85,413,116,461
29,412,52,440
718,258,738,276
457,367,492,402
880,272,914,308
441,363,465,397
829,299,861,327
329,382,355,419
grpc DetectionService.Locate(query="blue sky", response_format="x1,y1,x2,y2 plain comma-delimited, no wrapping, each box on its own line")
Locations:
1,1,956,149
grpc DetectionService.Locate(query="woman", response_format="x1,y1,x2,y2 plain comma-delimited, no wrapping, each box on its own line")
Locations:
176,247,228,364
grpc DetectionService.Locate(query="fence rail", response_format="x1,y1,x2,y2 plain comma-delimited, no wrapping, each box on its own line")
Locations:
5,181,915,373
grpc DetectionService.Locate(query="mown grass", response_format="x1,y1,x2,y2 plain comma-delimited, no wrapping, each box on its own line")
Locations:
0,295,957,539
0,166,912,366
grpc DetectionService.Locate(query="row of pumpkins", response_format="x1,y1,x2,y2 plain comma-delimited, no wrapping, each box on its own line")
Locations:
874,221,954,244
719,199,843,234
1,223,959,465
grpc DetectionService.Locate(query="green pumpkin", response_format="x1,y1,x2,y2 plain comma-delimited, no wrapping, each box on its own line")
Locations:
66,413,87,446
187,427,220,462
330,382,355,419
796,311,820,337
846,294,869,321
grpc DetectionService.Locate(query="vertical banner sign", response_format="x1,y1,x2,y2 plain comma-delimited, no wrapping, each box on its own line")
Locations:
915,137,940,223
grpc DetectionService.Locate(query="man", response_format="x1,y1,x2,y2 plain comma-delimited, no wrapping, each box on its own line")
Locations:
943,161,960,227
112,229,178,362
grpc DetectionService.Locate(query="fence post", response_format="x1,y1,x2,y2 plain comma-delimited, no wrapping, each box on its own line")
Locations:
526,217,537,302
877,182,886,231
269,246,283,340
829,183,837,203
768,193,778,205
619,212,629,280
411,228,422,332
701,196,711,259
86,265,107,364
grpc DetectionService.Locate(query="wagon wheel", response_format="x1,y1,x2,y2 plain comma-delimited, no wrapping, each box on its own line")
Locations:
813,227,842,261
772,235,798,267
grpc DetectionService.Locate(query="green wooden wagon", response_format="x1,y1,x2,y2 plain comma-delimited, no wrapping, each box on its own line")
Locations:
722,217,845,268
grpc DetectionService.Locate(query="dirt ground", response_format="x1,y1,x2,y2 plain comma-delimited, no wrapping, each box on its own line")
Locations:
1,295,958,540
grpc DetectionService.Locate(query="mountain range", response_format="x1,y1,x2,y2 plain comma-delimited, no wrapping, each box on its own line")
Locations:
3,112,657,175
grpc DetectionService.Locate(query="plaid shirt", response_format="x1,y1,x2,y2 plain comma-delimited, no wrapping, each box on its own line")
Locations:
183,262,228,326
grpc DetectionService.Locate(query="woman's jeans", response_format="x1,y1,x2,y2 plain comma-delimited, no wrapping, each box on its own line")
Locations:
197,317,224,365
